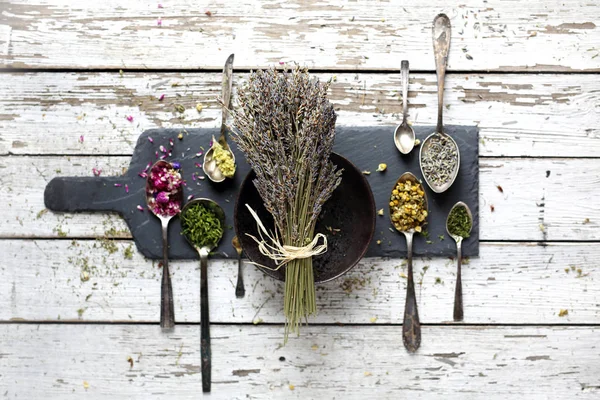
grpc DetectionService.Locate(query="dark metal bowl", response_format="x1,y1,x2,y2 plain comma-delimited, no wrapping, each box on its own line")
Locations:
234,153,375,284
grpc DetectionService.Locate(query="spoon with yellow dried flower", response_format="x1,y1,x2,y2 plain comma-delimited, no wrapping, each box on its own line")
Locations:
389,172,428,353
204,53,236,183
180,198,225,393
446,201,473,322
146,160,184,331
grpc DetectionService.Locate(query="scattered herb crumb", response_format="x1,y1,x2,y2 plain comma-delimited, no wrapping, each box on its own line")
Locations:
77,308,86,317
496,185,503,193
426,240,433,244
289,384,295,391
196,103,203,112
127,356,134,368
490,205,495,212
362,170,371,175
124,245,134,260
558,309,568,317
376,240,381,245
364,372,372,377
376,163,387,172
174,104,185,113
83,381,89,390
36,209,48,219
438,234,445,241
377,209,384,216
435,277,442,284
253,318,263,325
583,218,590,224
370,316,378,323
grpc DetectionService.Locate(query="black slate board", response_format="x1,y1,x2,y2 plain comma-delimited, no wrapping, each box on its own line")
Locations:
44,126,478,259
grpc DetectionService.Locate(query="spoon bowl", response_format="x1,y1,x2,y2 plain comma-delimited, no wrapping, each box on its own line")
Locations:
146,160,184,331
419,132,460,193
203,137,236,183
181,198,225,393
389,172,428,352
445,201,473,322
394,60,415,155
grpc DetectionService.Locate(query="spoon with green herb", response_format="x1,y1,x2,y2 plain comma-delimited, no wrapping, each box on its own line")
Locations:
446,201,473,322
180,198,225,393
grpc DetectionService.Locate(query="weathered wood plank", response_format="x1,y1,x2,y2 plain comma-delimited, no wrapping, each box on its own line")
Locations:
1,156,598,240
1,72,599,157
2,324,599,399
1,0,599,71
1,240,598,324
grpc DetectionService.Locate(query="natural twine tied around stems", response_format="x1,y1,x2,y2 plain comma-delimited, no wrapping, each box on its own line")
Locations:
244,204,328,270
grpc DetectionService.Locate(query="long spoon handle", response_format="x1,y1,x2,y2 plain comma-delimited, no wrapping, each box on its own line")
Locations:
401,60,409,124
402,231,421,352
235,254,245,298
200,248,211,393
432,13,451,134
453,238,464,321
160,219,175,330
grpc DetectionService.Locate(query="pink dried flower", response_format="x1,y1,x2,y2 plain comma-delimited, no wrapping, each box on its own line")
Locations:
125,184,129,193
138,172,148,178
148,137,154,143
137,205,144,211
126,115,133,122
160,154,166,160
279,61,285,65
199,176,205,180
156,191,170,203
195,152,203,157
194,162,202,168
159,145,166,153
192,173,196,181
187,194,194,200
145,162,152,171
155,151,159,159
157,18,162,26
158,3,163,8
169,138,174,147
79,135,84,143
92,168,102,177
159,94,165,101
114,183,122,187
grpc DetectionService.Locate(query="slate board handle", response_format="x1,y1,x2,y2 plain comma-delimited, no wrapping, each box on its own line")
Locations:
44,176,128,212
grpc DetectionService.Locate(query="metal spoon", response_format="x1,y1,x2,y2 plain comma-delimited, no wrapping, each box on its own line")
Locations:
204,53,235,183
232,235,245,298
389,172,429,353
180,198,226,393
393,60,416,154
419,13,460,193
145,160,184,331
446,201,473,322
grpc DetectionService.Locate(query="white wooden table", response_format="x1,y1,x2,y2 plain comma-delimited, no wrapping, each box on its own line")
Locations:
1,1,599,398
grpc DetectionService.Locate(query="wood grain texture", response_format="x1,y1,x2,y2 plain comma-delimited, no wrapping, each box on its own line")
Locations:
1,0,599,71
1,239,598,324
2,324,599,399
1,72,599,157
2,156,599,240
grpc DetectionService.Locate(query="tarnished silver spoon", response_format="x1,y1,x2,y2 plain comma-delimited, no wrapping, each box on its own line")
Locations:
204,53,235,183
419,13,460,193
180,198,225,393
390,172,429,353
145,160,184,331
393,60,416,155
446,201,473,322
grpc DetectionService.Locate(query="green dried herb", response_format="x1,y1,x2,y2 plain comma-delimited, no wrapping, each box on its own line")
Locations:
181,203,223,249
447,205,472,238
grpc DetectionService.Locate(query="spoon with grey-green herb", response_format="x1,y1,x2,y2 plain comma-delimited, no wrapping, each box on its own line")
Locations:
180,198,226,393
419,13,460,193
446,201,473,322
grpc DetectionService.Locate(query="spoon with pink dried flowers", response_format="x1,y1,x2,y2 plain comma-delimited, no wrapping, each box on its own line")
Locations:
146,160,184,331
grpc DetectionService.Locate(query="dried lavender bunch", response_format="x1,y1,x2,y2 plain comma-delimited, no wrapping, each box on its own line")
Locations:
229,67,342,341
